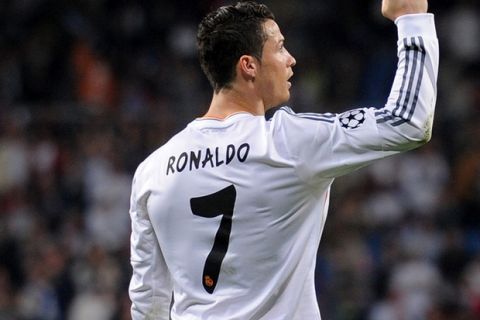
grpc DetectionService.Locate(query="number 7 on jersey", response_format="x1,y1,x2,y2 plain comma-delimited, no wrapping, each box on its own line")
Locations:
190,185,236,294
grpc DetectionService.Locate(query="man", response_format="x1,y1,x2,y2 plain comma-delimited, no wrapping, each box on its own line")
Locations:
129,0,438,319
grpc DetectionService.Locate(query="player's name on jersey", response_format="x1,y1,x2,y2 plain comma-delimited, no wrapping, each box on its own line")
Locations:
166,143,250,175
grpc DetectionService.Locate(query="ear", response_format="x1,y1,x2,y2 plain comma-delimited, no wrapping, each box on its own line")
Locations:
238,55,259,81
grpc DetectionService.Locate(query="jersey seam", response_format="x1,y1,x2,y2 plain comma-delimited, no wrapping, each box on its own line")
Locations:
276,108,330,193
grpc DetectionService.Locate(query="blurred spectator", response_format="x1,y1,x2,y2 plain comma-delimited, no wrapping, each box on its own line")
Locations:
0,267,16,319
0,113,29,194
463,256,480,318
0,1,479,319
397,143,450,218
72,39,118,111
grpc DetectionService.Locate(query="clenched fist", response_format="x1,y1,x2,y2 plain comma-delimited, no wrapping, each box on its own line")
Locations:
382,0,428,21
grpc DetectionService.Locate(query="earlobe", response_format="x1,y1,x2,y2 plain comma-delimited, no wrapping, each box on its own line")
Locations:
238,55,257,81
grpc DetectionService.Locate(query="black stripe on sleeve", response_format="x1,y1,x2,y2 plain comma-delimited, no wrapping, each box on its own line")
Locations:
397,37,420,119
283,107,335,123
376,36,426,127
391,36,426,126
406,36,426,122
391,38,411,117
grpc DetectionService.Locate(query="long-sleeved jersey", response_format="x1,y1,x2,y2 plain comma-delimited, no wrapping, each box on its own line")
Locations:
129,13,438,320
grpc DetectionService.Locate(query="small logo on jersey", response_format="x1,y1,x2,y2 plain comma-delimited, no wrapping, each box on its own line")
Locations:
204,275,214,287
339,109,366,129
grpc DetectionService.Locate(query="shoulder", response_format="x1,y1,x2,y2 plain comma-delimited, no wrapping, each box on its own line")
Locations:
265,106,295,122
267,106,336,124
134,126,192,181
266,106,337,142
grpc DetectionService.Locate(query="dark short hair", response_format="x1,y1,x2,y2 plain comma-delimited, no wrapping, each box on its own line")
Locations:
197,1,275,92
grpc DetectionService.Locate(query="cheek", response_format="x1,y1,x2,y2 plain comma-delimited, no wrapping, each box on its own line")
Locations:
257,64,287,101
257,70,275,93
268,67,286,89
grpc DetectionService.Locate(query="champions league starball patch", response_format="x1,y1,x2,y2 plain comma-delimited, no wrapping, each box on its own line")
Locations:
339,109,366,129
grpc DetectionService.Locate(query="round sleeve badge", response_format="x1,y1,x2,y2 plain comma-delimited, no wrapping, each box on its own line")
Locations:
339,109,366,129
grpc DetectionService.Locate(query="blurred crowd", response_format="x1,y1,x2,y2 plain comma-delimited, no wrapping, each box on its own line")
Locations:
0,0,479,319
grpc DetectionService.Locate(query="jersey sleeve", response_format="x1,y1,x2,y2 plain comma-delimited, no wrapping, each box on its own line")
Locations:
274,13,438,183
129,164,173,320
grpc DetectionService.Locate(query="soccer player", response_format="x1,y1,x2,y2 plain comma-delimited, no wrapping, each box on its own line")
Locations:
129,0,438,319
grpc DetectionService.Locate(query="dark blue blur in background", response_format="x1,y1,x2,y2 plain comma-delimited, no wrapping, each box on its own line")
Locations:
0,1,479,319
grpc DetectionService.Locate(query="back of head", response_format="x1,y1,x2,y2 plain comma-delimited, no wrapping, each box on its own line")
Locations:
197,1,275,93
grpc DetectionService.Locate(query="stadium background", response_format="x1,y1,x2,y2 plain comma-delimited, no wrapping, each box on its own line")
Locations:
0,0,479,319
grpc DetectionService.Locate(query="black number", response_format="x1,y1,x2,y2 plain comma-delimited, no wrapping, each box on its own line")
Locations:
190,185,236,294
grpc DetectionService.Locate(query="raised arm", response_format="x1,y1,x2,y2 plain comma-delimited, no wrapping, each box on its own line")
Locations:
273,0,439,181
378,0,438,150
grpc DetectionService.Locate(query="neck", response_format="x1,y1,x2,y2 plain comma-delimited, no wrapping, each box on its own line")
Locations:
202,86,266,119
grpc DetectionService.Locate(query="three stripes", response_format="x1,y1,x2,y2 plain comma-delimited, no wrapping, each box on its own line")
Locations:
277,36,427,127
376,36,426,126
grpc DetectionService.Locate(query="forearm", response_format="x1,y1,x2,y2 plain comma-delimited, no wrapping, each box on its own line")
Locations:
130,238,173,320
129,174,173,319
378,13,438,147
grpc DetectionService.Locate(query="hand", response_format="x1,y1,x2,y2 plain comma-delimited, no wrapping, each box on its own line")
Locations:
382,0,428,21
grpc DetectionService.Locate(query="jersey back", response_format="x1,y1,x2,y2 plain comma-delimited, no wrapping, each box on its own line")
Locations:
142,112,329,319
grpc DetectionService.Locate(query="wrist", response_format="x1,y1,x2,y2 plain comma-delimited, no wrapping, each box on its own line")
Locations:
395,13,436,38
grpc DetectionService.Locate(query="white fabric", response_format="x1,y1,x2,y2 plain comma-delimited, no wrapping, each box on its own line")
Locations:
129,13,438,320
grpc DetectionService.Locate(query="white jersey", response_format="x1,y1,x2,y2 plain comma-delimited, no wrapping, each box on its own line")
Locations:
129,14,438,320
